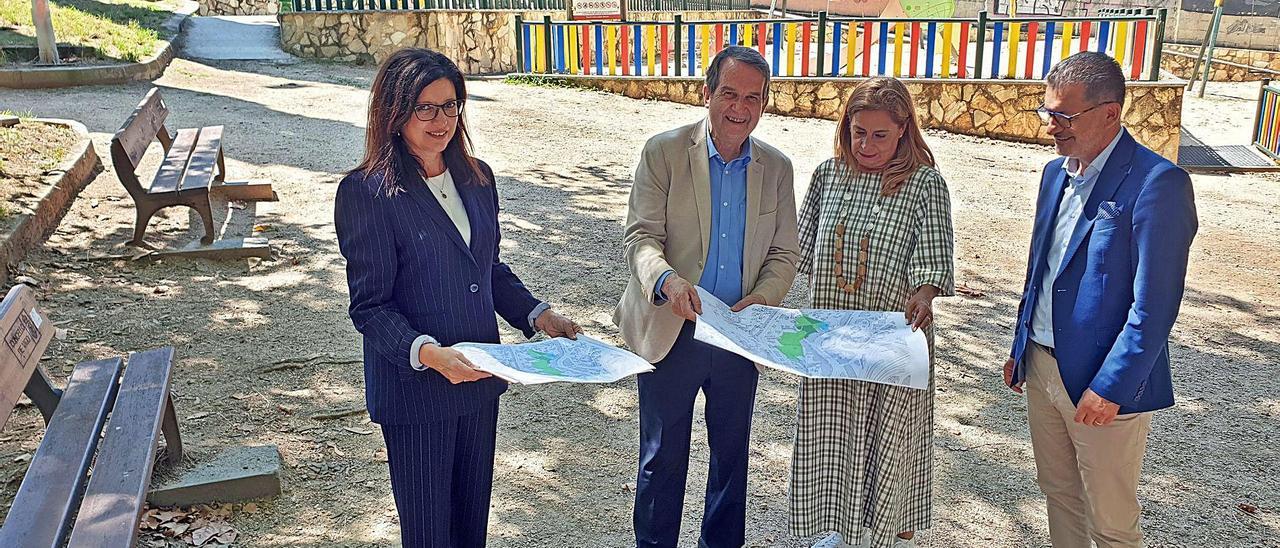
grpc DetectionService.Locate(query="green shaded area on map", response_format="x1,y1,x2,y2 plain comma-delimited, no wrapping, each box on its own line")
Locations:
778,315,829,361
527,349,566,376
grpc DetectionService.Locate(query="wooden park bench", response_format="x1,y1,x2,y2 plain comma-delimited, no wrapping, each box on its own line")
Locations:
0,284,182,547
111,87,276,248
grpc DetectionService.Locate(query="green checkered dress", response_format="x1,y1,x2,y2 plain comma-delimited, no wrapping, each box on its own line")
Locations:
790,159,955,547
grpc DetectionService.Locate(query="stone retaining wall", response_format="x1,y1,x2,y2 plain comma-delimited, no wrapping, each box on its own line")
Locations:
1169,11,1280,53
1161,44,1280,82
278,10,761,69
199,0,278,15
521,75,1183,160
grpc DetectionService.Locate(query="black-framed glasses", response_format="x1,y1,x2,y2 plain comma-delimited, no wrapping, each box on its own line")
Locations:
1035,101,1117,128
412,100,464,122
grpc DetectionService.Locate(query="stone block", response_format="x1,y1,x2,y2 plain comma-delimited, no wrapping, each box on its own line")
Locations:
149,445,283,507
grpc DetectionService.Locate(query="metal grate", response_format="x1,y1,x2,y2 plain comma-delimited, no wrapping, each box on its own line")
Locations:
1178,129,1279,171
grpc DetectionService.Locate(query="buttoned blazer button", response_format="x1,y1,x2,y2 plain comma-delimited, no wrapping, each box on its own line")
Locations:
469,283,479,293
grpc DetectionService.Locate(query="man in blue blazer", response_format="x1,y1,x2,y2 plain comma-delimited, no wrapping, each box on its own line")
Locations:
1003,52,1197,547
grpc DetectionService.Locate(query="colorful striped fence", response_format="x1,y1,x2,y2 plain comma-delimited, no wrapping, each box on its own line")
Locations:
286,0,748,12
1254,80,1280,163
517,10,1167,82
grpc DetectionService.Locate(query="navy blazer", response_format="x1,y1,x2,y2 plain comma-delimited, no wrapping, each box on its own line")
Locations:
1010,131,1198,414
335,157,542,424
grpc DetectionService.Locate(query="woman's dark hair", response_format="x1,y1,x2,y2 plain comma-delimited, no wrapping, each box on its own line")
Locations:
352,48,488,195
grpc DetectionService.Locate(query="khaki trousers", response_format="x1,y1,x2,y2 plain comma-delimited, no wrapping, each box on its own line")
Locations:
1026,343,1153,548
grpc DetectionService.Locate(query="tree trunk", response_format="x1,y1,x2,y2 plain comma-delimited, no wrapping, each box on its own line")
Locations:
32,0,60,65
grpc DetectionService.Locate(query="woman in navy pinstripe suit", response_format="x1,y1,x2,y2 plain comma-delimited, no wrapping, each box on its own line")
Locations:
334,48,581,548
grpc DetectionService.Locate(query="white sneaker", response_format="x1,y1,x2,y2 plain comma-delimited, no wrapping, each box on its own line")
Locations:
811,532,845,548
811,531,870,548
892,537,916,547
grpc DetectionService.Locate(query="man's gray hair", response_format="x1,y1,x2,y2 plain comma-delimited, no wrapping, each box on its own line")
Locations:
1046,51,1126,107
705,46,771,99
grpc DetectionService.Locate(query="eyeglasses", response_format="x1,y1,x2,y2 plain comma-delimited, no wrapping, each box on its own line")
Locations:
1035,101,1117,128
412,100,464,122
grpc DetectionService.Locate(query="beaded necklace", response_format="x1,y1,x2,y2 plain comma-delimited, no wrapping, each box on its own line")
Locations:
831,170,888,295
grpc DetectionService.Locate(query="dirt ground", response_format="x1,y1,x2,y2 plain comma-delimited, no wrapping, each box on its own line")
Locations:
1,59,1277,547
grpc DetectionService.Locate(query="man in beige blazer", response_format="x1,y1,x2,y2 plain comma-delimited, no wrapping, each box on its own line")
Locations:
614,46,799,548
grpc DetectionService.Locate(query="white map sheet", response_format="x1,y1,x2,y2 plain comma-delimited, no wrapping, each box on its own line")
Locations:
454,334,654,385
693,287,931,390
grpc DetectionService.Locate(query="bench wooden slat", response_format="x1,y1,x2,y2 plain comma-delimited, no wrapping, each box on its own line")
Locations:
0,285,55,426
149,128,198,194
65,347,176,548
0,358,124,548
112,88,169,170
179,126,223,193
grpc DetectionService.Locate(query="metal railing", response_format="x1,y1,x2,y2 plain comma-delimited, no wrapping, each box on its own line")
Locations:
1254,79,1280,162
283,0,748,12
517,9,1167,81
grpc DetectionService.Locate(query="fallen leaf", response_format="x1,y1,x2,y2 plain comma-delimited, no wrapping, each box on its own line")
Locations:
190,526,218,546
241,502,259,514
1238,502,1259,515
343,426,373,435
187,412,211,420
159,520,191,536
152,509,186,522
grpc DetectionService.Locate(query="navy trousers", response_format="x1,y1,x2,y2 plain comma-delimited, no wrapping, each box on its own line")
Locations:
382,400,500,548
634,321,760,548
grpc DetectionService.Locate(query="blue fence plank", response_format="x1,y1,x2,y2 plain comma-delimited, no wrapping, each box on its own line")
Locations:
772,22,782,76
554,26,565,73
991,21,1003,78
689,24,697,76
522,24,533,72
877,21,888,76
634,24,643,74
925,21,936,78
1097,21,1110,53
831,22,842,77
595,25,604,75
1042,21,1055,78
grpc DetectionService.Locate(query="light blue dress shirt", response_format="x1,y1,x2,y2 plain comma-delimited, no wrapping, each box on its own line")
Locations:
1030,128,1125,348
656,128,752,306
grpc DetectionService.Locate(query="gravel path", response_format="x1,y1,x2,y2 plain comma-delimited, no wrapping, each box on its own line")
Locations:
1,58,1277,547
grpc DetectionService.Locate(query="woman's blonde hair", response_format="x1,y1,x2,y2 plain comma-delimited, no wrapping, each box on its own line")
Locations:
834,77,936,196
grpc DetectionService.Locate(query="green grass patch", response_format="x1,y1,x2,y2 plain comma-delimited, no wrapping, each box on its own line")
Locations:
0,0,180,62
0,122,78,224
503,74,580,89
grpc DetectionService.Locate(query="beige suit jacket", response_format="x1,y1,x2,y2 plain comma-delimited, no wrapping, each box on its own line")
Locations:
614,119,800,363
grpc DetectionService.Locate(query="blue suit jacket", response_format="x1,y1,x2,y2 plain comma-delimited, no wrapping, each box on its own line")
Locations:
335,158,541,424
1009,131,1197,414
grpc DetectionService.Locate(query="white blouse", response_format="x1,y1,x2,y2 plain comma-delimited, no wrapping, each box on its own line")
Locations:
424,169,470,246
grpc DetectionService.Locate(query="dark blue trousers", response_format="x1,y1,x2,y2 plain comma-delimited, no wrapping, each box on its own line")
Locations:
634,321,760,548
382,400,500,548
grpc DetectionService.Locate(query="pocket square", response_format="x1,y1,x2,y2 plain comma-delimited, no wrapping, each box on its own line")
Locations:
1097,201,1122,220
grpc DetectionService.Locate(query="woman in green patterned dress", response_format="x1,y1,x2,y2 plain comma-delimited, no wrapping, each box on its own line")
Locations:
791,77,955,548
